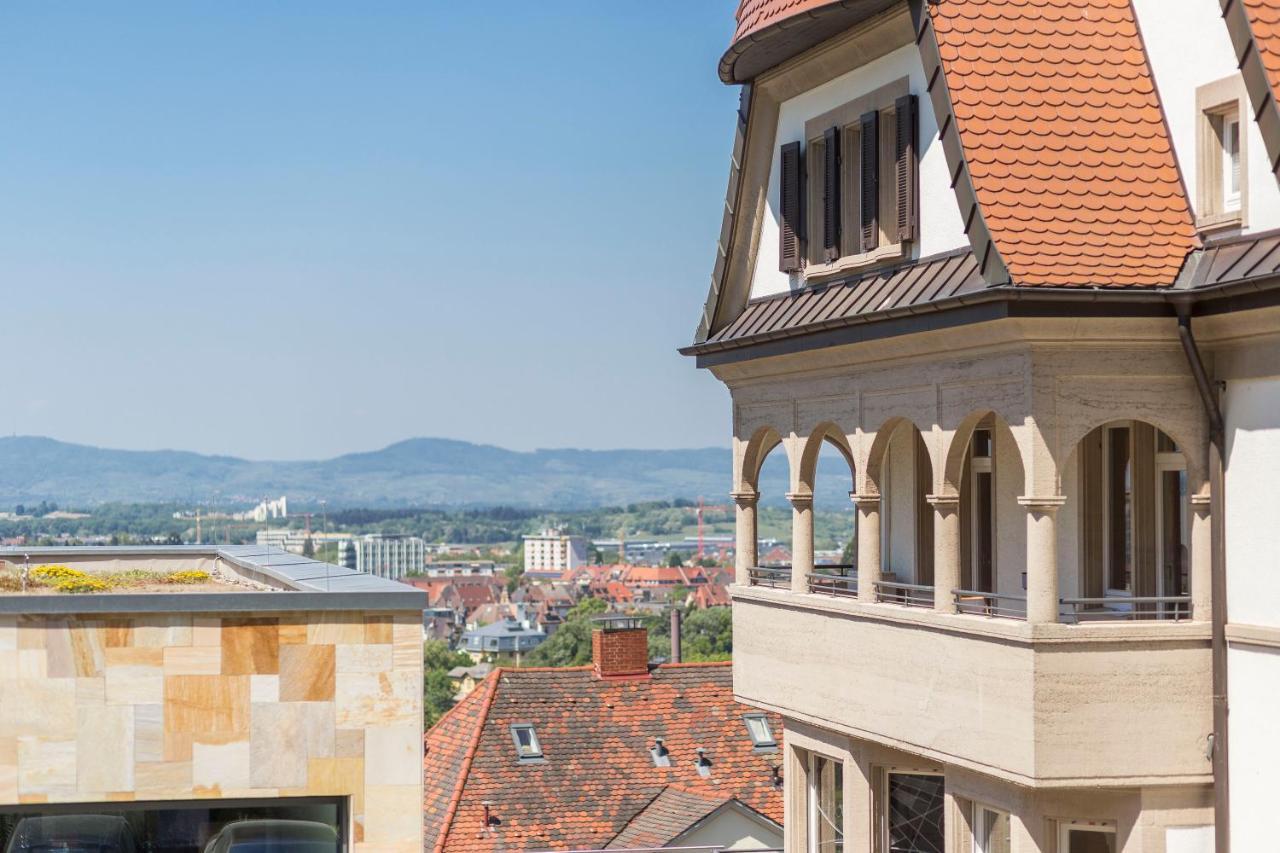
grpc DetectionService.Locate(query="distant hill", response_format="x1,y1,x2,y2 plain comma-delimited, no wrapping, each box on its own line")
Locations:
0,436,855,509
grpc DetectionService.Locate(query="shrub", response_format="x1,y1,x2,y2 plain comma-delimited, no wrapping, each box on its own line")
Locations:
31,565,89,584
53,576,110,594
163,570,210,585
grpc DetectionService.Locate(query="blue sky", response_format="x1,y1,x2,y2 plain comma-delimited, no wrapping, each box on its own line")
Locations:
0,2,739,460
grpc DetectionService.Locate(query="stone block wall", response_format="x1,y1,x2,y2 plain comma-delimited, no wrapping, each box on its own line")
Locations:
0,609,423,853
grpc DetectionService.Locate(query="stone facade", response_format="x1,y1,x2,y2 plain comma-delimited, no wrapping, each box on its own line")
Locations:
0,608,423,853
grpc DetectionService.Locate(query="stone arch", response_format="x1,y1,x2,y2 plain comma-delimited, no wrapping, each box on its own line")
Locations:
1059,415,1205,494
863,416,925,495
941,410,1035,497
797,421,856,495
737,425,785,495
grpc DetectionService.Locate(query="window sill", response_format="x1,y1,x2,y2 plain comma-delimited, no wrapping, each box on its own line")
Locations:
1196,210,1244,235
804,242,905,283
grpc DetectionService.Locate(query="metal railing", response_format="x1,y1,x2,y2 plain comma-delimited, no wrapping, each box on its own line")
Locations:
747,565,792,589
807,564,857,597
873,580,934,608
1059,595,1193,623
952,588,1027,619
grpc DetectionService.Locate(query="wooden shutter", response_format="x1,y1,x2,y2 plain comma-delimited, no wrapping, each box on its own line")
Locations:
822,126,841,261
1080,428,1105,599
859,111,879,253
894,94,919,243
914,431,934,586
778,141,805,273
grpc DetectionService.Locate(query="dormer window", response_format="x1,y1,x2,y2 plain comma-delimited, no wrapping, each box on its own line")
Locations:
779,79,918,279
510,724,543,761
1195,75,1248,232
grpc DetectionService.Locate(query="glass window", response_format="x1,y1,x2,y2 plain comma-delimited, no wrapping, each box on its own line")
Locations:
806,753,843,853
1059,822,1116,853
974,806,1010,853
0,799,342,853
510,724,542,759
885,773,944,853
744,714,777,749
1222,113,1241,212
1106,427,1132,593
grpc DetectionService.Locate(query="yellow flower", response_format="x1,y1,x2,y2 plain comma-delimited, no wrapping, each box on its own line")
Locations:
163,570,210,584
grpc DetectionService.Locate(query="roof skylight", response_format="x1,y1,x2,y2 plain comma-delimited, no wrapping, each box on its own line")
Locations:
510,724,543,760
744,713,776,749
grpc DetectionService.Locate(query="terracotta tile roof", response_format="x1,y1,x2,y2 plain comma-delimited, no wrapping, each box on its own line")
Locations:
605,786,738,849
929,0,1197,287
1244,1,1280,108
732,0,842,44
423,664,783,853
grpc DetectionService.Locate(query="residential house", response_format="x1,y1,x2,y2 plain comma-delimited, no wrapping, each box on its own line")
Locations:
0,546,424,853
683,0,1280,849
423,618,784,852
446,662,493,700
522,528,588,577
460,619,547,663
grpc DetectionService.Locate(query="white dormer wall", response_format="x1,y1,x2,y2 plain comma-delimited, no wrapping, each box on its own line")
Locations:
749,44,971,300
1133,0,1280,234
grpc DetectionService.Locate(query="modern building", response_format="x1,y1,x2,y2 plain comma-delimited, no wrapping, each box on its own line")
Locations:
421,561,498,578
424,618,784,852
682,1,1280,850
338,534,426,580
256,528,348,555
459,619,546,663
0,545,425,853
521,529,588,576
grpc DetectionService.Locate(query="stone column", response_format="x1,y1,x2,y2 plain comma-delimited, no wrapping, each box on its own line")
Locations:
852,493,880,602
1020,495,1065,624
731,490,759,587
788,491,814,594
1190,493,1212,620
928,494,961,613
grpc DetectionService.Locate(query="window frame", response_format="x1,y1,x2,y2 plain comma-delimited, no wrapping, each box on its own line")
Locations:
743,712,778,750
804,750,844,853
972,803,1011,853
800,77,914,281
1057,819,1116,853
877,769,945,853
1195,75,1249,232
969,427,996,593
509,723,544,762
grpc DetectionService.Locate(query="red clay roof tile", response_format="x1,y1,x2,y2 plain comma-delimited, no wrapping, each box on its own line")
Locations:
732,0,844,44
1244,0,1280,107
929,0,1197,286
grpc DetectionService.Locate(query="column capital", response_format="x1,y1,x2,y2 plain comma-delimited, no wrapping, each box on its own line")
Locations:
925,493,960,509
729,490,759,507
1018,495,1066,513
785,491,814,508
849,492,880,508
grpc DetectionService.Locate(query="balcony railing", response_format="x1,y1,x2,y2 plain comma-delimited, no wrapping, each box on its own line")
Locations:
953,588,1027,619
873,580,934,608
1059,595,1193,623
807,564,857,597
747,565,792,589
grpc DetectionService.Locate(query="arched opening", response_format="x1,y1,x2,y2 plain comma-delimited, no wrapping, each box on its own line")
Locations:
950,414,1027,618
741,430,790,588
801,427,857,597
1061,420,1191,621
868,419,934,606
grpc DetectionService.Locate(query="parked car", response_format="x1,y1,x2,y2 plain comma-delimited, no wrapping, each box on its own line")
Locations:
4,815,138,853
201,821,338,853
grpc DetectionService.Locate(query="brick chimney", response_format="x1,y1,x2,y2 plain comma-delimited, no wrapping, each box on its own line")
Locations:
591,615,650,679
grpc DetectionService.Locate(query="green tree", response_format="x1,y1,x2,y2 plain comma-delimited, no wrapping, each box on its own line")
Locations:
523,597,607,667
423,639,471,672
841,533,856,565
424,669,458,728
503,562,524,595
666,551,684,568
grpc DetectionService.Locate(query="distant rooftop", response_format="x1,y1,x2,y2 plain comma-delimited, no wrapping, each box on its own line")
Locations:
0,545,424,613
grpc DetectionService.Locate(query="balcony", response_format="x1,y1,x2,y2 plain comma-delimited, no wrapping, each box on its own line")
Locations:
729,582,1213,788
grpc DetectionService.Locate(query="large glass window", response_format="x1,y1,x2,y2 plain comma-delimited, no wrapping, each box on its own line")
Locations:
0,799,342,853
884,772,943,853
1059,822,1116,853
806,753,843,853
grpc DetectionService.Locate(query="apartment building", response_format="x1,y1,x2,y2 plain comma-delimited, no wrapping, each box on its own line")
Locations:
521,529,588,576
338,534,426,580
683,1,1280,850
0,545,424,853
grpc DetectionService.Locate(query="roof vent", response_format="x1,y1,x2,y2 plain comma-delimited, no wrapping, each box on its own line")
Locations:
650,737,671,768
695,747,712,778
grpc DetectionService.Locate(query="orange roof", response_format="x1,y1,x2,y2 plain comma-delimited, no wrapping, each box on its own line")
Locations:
1244,0,1280,108
929,0,1196,287
731,0,842,44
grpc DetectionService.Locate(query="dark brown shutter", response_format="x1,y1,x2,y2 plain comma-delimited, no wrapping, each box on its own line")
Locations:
859,111,879,253
894,94,918,243
778,141,805,272
822,126,841,262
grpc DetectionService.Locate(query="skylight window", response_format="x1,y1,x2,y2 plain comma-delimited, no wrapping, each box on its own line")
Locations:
744,714,777,749
510,724,543,760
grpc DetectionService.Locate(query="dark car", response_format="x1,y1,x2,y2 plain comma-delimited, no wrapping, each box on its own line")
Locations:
201,821,338,853
4,815,138,853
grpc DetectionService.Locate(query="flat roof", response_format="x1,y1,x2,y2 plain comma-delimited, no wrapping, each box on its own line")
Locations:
0,545,426,614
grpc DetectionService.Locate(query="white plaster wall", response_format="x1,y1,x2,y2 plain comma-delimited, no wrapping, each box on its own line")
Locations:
886,424,918,580
750,44,971,299
674,807,784,851
1227,644,1280,850
1223,376,1280,627
1132,0,1280,232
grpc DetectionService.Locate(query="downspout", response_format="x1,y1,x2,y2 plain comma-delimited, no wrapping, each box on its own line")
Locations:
1174,307,1229,852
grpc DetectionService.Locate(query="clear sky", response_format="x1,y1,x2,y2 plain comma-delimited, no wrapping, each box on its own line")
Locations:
0,2,739,460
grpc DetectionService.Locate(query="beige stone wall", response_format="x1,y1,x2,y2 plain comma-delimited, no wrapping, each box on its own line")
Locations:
0,609,423,853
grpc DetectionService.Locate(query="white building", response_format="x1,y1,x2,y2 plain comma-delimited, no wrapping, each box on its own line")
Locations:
254,528,346,555
422,561,498,578
338,533,426,580
522,528,588,575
